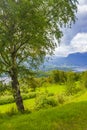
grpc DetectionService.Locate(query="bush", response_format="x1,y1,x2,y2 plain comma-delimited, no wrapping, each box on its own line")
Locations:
46,97,58,106
80,71,87,88
52,70,66,84
57,94,65,104
65,72,81,95
0,92,36,105
48,93,54,97
35,93,58,110
22,92,36,100
65,81,80,96
0,96,14,105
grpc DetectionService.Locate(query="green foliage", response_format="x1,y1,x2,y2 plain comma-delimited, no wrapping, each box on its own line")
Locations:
22,92,36,100
66,82,77,95
48,92,54,97
52,70,66,84
57,94,65,104
0,96,14,105
46,97,58,106
0,0,78,74
0,0,78,111
0,82,12,96
0,82,5,95
35,93,58,110
65,72,80,95
80,71,87,88
26,77,40,90
0,92,36,105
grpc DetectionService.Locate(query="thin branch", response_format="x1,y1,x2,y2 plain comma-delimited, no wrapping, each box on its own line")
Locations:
0,53,10,66
18,55,28,65
0,68,10,73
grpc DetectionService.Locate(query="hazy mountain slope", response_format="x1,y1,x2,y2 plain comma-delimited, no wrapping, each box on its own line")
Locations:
42,52,87,71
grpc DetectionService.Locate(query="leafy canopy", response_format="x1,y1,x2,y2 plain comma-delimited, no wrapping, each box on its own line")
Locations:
0,0,78,75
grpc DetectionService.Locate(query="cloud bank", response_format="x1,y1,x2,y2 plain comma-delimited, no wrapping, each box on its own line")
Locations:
55,0,87,57
55,33,87,57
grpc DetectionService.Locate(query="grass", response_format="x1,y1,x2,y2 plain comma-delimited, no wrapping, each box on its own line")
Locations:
36,83,65,94
0,103,16,113
0,84,86,114
0,83,87,129
0,98,35,113
0,101,87,130
0,83,65,113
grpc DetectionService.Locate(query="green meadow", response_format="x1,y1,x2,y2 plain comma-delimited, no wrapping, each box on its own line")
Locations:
0,70,87,130
0,93,87,130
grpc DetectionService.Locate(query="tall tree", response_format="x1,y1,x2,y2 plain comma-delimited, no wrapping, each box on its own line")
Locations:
0,0,78,112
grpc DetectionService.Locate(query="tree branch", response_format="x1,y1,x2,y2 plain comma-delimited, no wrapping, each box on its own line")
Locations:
0,53,10,66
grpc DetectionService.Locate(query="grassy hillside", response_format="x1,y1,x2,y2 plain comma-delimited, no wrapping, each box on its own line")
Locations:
0,100,87,130
0,89,87,130
0,70,87,130
0,84,65,113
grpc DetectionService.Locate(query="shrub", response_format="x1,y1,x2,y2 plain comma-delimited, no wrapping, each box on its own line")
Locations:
65,72,81,95
80,71,87,88
48,93,54,97
52,70,66,84
46,97,58,106
22,92,36,100
0,92,36,105
65,81,80,96
35,93,58,110
57,94,65,104
0,96,14,105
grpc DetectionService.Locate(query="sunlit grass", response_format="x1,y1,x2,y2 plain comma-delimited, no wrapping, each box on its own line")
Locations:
1,84,87,114
0,103,16,113
71,90,87,102
0,99,35,113
0,83,87,129
36,83,65,94
0,101,87,130
0,84,65,113
24,98,35,110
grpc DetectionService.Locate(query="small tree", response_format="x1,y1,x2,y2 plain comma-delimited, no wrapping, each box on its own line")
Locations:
0,0,78,112
66,71,78,95
52,70,66,84
80,71,87,88
27,77,39,91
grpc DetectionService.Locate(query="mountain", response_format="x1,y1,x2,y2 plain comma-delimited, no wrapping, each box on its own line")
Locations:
41,52,87,71
66,52,87,66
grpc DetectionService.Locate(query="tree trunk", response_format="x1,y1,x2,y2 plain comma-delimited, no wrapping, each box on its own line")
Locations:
10,67,24,112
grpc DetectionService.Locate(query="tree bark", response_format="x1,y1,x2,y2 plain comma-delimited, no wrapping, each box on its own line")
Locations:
10,67,24,112
9,46,25,112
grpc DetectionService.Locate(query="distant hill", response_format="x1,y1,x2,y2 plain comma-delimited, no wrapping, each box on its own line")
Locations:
41,52,87,71
65,52,87,66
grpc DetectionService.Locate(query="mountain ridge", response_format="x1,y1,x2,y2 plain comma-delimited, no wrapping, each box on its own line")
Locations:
42,52,87,71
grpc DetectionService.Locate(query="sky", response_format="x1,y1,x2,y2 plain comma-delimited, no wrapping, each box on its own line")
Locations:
55,0,87,57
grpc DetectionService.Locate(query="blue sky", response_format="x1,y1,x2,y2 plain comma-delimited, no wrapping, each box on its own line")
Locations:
55,0,87,57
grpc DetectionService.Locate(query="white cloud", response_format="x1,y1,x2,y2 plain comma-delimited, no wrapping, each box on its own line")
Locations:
78,0,87,5
55,33,87,57
55,1,87,57
78,5,87,14
55,44,71,57
70,33,87,52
